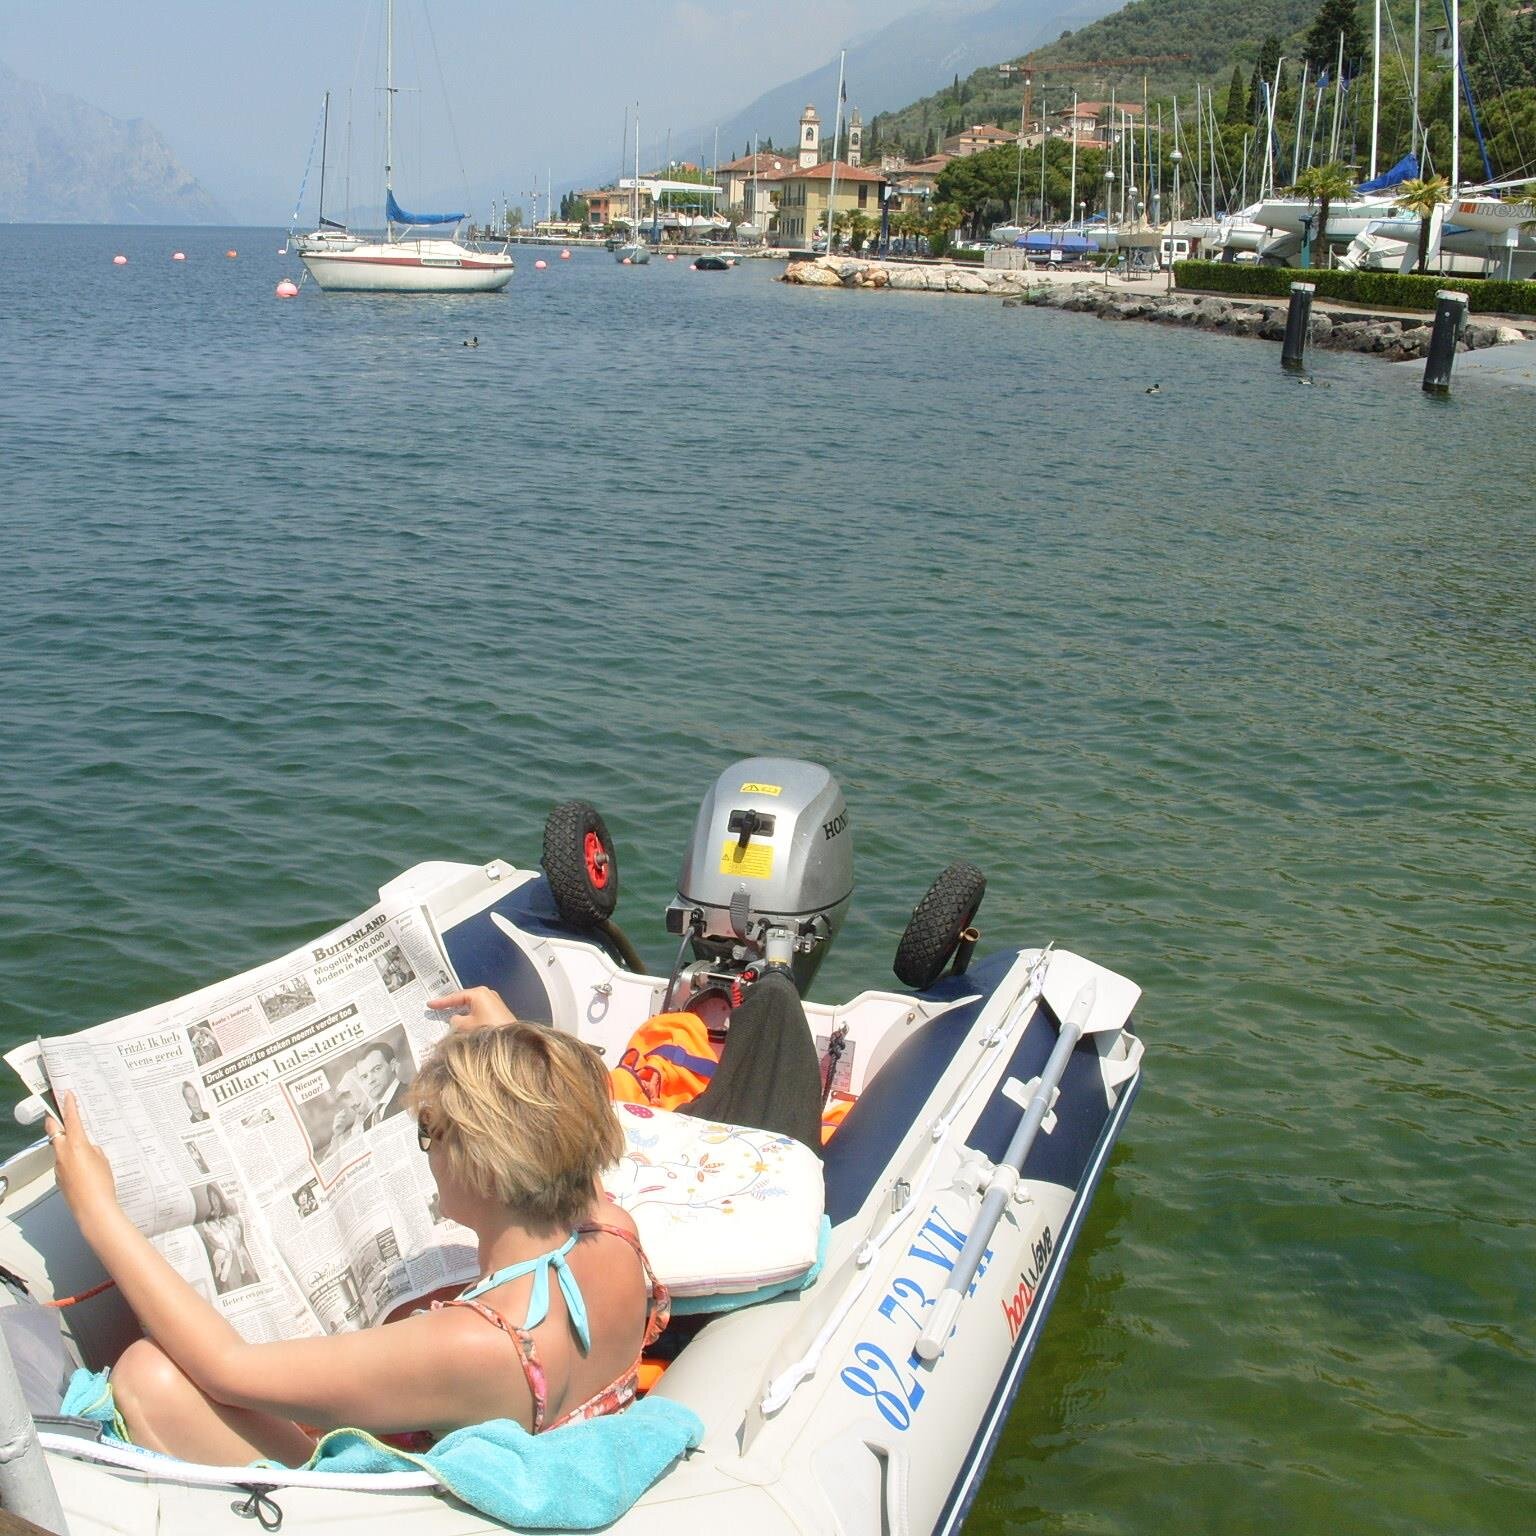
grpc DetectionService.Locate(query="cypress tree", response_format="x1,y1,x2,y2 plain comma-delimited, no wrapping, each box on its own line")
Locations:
1303,0,1369,78
1225,65,1248,125
1249,35,1281,123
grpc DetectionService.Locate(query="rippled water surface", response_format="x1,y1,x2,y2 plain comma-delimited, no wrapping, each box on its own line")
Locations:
3,225,1532,1534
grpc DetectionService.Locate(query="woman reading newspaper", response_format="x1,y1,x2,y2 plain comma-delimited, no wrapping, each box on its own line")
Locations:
46,1007,666,1464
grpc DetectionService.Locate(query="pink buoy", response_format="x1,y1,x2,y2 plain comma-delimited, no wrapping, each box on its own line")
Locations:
172,251,186,262
560,249,571,259
225,249,238,259
666,253,676,261
275,279,299,299
534,259,547,269
621,257,632,265
112,254,128,265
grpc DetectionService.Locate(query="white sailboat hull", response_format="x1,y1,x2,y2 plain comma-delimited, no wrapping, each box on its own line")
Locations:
300,238,514,293
1449,196,1536,236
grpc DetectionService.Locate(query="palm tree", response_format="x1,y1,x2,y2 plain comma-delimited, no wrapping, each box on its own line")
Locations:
1396,175,1450,273
1293,161,1355,265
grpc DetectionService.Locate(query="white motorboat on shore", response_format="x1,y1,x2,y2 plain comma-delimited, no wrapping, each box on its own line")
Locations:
0,759,1144,1536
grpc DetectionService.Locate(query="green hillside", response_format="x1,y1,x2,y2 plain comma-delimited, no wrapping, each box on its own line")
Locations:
864,0,1536,186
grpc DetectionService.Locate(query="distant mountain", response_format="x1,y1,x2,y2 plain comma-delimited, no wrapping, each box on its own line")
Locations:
0,61,225,223
696,0,1122,157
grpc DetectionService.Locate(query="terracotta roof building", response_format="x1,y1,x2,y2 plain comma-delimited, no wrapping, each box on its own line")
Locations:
941,123,1020,157
772,160,888,247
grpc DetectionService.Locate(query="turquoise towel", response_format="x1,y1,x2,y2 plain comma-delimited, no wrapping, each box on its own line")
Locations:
305,1401,702,1528
60,1367,703,1529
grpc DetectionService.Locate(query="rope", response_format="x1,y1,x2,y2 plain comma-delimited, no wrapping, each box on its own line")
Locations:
759,947,1052,1418
287,97,328,233
43,1279,116,1309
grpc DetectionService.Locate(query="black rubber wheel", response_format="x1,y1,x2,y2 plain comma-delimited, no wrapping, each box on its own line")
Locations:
893,861,987,990
541,800,619,928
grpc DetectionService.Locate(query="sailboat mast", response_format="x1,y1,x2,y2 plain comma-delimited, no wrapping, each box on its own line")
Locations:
827,49,846,249
1292,63,1308,184
319,91,330,224
385,0,394,198
1369,0,1381,180
1069,90,1078,228
1412,0,1421,163
1450,0,1460,193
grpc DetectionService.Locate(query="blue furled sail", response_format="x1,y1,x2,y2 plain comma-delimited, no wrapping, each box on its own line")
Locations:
1357,153,1420,194
385,190,465,227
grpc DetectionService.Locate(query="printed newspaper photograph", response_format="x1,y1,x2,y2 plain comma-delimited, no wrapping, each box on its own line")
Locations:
4,896,480,1342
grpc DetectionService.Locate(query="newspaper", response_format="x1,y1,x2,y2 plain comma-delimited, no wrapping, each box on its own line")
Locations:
5,898,480,1341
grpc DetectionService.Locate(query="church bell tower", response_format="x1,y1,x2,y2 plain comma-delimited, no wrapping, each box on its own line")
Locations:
848,109,863,167
799,104,820,168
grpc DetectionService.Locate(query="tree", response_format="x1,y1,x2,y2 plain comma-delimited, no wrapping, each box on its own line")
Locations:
925,127,938,157
936,143,1019,233
1250,35,1282,125
924,201,962,256
1225,66,1248,126
1293,160,1354,260
1303,0,1368,79
846,209,874,253
1395,174,1448,272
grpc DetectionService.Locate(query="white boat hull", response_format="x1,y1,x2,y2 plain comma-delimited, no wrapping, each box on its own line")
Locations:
0,861,1144,1536
299,238,514,293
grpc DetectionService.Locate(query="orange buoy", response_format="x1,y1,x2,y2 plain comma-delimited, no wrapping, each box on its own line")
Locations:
112,254,128,265
534,259,547,269
560,249,571,259
275,279,299,298
225,249,238,259
172,251,186,261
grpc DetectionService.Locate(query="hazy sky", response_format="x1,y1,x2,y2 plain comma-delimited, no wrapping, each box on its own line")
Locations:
3,0,927,221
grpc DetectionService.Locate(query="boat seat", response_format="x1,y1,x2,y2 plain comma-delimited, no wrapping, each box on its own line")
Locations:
604,1103,825,1304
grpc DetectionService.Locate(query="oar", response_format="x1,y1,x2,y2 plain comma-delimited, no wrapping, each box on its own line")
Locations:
915,977,1097,1362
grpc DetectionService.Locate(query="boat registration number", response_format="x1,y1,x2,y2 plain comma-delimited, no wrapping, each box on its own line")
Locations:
839,1205,993,1431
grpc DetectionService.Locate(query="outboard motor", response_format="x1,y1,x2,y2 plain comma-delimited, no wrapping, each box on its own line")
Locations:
664,757,851,1006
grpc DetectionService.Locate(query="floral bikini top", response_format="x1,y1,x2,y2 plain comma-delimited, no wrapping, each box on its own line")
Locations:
433,1222,669,1433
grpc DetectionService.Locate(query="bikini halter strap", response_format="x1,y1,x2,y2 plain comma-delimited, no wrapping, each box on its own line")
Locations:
456,1233,590,1350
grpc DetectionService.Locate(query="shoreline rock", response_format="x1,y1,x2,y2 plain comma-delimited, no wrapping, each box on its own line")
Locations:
780,257,1527,361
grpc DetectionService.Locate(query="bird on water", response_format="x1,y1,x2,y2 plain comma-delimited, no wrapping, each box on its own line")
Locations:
1144,383,1161,395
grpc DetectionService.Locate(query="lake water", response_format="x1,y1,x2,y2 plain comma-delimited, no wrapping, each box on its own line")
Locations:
2,225,1531,1534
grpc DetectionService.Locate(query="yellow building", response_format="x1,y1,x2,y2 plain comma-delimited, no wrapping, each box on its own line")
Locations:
773,161,887,247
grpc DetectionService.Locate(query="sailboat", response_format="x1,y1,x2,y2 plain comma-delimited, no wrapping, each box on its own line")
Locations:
616,108,651,265
289,93,360,260
298,0,513,294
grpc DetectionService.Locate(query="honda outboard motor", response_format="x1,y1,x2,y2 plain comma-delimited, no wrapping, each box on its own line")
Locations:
665,757,851,1004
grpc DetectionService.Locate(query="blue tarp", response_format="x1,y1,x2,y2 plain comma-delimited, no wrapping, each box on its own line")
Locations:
386,190,464,227
1014,233,1099,253
1357,153,1420,194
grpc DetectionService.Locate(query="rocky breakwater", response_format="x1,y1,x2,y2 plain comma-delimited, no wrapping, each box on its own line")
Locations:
1015,283,1527,362
783,255,1036,297
781,258,1527,362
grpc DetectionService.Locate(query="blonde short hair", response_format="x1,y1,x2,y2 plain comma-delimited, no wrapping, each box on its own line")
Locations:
409,1023,620,1232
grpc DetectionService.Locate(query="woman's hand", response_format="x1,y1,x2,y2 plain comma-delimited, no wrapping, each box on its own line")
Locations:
44,1091,119,1228
427,987,516,1034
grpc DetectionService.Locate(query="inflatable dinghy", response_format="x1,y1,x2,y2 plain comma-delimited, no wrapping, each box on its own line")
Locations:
0,759,1144,1535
